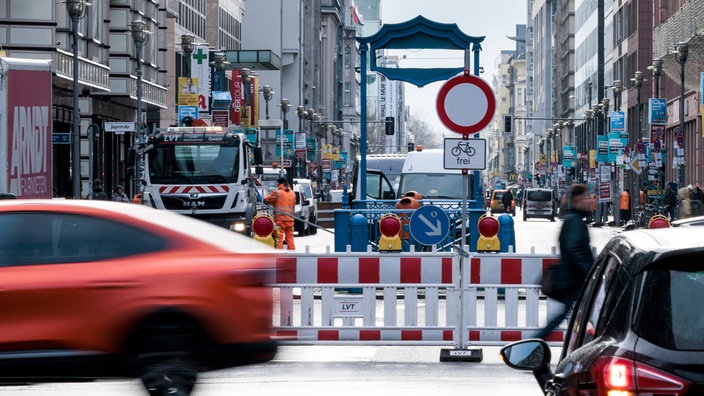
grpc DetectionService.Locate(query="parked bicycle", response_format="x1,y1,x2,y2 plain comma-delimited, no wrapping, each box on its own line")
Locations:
635,202,670,228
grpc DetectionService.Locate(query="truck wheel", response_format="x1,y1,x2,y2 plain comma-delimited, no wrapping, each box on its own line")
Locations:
295,220,305,236
309,216,318,234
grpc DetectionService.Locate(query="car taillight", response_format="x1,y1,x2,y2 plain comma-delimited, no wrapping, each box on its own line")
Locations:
592,356,690,396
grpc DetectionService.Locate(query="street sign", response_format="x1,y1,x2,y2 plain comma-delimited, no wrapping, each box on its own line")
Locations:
443,138,486,170
436,74,496,135
104,122,136,133
52,133,70,144
409,205,450,246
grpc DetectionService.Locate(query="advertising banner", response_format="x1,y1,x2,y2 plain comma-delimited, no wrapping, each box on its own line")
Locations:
562,146,576,167
230,69,242,126
178,106,198,126
609,111,625,134
7,66,52,198
597,135,609,162
178,77,198,106
191,45,211,113
649,98,667,125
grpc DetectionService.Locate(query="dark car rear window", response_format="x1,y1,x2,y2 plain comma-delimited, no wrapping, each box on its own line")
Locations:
635,268,704,350
526,191,552,201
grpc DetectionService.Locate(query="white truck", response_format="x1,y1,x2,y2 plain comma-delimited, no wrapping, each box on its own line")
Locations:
0,57,53,199
139,126,259,233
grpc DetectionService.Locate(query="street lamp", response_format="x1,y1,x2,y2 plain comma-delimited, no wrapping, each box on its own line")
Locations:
649,59,663,98
631,71,646,221
240,68,251,116
676,42,688,190
280,98,290,129
180,34,195,77
612,80,623,111
211,52,228,91
296,106,305,132
131,19,147,199
280,98,289,174
261,85,273,120
67,0,86,199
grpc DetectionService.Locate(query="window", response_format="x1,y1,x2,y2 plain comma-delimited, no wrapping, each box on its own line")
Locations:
0,212,166,266
635,261,704,350
344,82,351,106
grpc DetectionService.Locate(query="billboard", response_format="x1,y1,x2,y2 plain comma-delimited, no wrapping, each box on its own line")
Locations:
5,63,52,198
191,45,211,113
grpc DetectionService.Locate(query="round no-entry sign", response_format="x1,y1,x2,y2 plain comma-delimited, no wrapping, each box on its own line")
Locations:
436,74,496,135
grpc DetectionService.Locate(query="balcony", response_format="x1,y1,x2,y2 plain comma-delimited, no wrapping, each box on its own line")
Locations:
54,49,110,92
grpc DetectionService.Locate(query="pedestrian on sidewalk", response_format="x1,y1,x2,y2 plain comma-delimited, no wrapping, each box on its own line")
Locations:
536,183,594,340
619,189,631,225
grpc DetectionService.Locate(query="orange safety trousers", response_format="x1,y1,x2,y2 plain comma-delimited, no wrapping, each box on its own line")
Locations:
277,221,295,250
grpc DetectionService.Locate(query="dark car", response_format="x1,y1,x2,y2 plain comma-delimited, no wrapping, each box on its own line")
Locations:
0,200,279,395
500,227,704,395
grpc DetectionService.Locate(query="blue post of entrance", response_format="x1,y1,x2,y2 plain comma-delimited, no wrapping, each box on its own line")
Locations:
468,42,485,252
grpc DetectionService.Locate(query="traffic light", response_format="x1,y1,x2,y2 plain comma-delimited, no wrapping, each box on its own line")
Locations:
385,116,395,135
503,115,512,133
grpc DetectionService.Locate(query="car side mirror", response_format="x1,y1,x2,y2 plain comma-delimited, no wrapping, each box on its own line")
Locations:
383,191,396,200
500,339,551,371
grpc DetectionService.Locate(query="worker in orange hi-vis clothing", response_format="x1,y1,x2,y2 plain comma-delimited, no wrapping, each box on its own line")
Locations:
264,176,296,250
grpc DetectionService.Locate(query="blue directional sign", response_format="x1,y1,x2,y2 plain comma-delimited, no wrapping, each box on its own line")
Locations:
409,205,450,246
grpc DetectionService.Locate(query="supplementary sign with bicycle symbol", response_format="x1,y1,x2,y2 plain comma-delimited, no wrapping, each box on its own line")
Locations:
443,138,487,170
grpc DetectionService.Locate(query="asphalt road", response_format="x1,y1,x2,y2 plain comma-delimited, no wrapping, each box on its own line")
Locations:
5,346,553,395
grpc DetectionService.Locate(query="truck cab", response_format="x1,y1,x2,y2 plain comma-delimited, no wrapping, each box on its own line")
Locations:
139,126,258,233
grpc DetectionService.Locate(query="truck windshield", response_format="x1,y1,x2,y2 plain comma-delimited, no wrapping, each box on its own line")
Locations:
148,145,240,184
398,173,469,199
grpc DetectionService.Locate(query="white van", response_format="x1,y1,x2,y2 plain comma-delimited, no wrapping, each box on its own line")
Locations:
294,178,317,234
397,149,472,200
522,188,556,222
350,155,397,202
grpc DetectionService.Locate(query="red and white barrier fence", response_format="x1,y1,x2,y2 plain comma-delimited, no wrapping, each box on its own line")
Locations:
272,251,565,347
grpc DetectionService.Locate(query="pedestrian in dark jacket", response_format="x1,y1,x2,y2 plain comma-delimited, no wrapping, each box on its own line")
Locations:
502,189,514,214
536,183,594,340
91,179,109,200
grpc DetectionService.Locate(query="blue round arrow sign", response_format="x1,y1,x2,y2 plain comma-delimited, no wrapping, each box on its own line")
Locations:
409,205,451,246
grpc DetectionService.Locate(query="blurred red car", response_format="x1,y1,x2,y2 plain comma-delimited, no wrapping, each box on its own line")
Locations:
0,200,280,395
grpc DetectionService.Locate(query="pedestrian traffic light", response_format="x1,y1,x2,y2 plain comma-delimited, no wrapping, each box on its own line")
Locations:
385,116,395,135
503,115,512,133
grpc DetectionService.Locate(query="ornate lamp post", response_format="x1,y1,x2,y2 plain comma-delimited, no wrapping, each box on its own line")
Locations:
296,106,305,132
261,85,273,120
612,80,623,111
212,52,228,91
67,0,86,198
676,42,688,190
649,59,663,98
240,68,251,119
180,34,195,77
631,71,646,222
280,98,289,173
131,20,147,200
